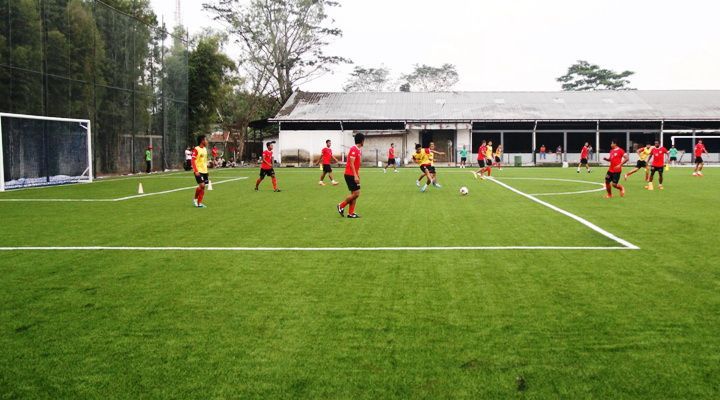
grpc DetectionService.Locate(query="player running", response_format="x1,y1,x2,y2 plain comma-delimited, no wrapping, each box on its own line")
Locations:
646,140,668,191
484,141,494,176
577,142,592,173
255,141,280,192
337,133,365,219
317,139,340,186
383,143,398,173
603,140,628,198
693,139,709,177
494,144,503,170
458,145,468,168
624,144,652,182
473,140,488,180
426,142,444,188
191,135,209,208
412,144,434,192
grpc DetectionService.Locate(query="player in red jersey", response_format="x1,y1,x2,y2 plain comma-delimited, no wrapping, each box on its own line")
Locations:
255,141,280,192
576,142,592,173
693,139,709,177
473,140,488,180
646,140,668,190
316,139,340,186
337,133,365,218
383,143,398,173
603,140,629,198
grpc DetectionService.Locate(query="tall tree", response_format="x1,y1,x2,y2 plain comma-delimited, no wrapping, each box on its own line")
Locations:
188,33,236,135
557,60,635,91
204,0,349,105
343,66,392,92
400,63,459,92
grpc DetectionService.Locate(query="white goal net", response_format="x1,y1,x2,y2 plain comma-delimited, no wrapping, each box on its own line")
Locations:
1,113,93,191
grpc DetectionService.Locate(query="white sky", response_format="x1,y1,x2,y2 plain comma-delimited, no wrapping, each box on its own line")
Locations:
151,0,720,92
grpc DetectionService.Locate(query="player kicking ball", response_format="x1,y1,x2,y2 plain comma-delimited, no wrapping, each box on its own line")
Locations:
646,140,668,190
255,141,281,192
337,133,364,219
191,135,209,208
316,139,340,186
603,140,628,198
411,144,434,192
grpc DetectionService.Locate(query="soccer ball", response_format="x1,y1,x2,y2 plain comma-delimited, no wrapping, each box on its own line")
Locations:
460,186,469,196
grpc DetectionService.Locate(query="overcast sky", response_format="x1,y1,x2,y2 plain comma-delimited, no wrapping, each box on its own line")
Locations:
151,0,720,92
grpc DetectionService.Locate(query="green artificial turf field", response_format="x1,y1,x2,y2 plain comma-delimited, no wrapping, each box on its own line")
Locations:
1,166,719,399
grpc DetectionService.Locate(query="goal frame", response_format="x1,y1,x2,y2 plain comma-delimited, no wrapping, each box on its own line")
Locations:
0,113,93,191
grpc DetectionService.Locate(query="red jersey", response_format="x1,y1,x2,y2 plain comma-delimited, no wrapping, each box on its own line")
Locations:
607,147,626,173
651,146,668,167
321,147,333,165
580,146,589,159
344,145,362,176
477,145,487,160
261,150,273,170
388,147,395,159
211,147,219,157
695,143,706,157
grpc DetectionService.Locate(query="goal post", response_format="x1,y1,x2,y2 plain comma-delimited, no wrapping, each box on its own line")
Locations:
0,113,93,191
666,131,720,164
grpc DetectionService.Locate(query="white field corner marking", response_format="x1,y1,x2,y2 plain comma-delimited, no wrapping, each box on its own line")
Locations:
487,177,639,250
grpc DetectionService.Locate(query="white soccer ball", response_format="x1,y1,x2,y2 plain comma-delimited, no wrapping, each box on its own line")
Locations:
460,186,469,195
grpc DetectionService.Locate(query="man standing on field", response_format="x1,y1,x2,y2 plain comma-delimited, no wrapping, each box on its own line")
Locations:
603,140,628,198
458,145,468,168
384,143,398,173
646,140,668,191
317,139,340,186
337,133,364,219
693,139,709,176
191,135,209,208
255,141,280,192
145,146,153,173
577,142,591,173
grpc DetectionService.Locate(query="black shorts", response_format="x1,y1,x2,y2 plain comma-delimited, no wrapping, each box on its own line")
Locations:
477,160,486,168
695,157,704,164
194,173,209,185
651,166,664,173
460,157,467,162
344,174,360,192
387,158,396,165
605,171,621,184
485,159,493,166
260,168,275,179
420,165,430,173
427,166,436,174
580,158,588,165
670,157,677,161
636,160,647,169
494,156,501,163
322,164,332,173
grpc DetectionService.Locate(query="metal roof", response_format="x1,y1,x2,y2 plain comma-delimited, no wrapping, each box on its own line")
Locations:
272,90,720,122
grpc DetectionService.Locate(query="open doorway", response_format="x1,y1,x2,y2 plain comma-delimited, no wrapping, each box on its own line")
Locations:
420,130,455,163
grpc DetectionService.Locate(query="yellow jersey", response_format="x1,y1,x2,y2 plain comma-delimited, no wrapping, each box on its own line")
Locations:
495,148,503,157
427,149,435,165
413,150,430,165
639,147,652,162
193,145,208,174
486,145,493,159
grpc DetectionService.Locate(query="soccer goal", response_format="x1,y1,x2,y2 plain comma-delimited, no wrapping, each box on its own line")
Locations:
1,113,93,191
666,130,720,164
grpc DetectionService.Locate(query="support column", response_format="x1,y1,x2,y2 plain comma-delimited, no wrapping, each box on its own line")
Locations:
500,131,505,164
595,121,600,162
660,120,665,147
563,132,568,162
532,121,538,166
626,132,630,151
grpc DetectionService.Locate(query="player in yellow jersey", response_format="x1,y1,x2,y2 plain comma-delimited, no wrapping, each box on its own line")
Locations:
624,143,652,182
191,135,209,208
412,144,434,192
426,141,445,188
494,144,503,170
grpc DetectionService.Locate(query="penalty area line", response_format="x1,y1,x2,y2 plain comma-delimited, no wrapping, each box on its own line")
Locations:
487,177,639,250
0,246,636,252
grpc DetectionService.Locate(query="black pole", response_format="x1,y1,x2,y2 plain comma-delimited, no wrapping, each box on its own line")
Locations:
40,0,49,182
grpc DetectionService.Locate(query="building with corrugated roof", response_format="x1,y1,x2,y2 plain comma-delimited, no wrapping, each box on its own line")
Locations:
269,90,720,166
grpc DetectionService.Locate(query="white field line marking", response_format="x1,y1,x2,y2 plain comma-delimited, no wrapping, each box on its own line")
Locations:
492,177,606,196
487,177,639,250
0,177,247,202
0,246,635,252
